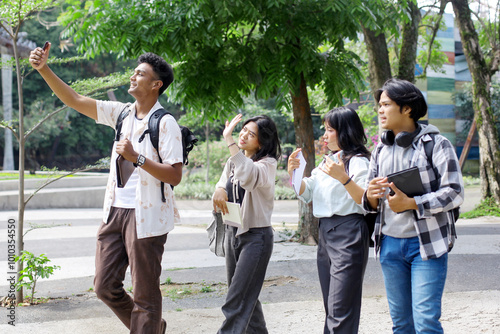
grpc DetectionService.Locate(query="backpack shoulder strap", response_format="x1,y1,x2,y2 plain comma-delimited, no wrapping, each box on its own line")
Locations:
372,143,385,177
422,133,440,192
114,103,132,141
147,108,171,155
137,108,172,203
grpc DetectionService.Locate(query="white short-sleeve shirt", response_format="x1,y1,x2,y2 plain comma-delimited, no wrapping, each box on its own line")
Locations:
96,100,183,238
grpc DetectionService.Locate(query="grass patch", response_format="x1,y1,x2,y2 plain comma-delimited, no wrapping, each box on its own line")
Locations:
460,196,500,219
166,267,196,271
160,280,226,301
0,172,78,180
0,173,51,180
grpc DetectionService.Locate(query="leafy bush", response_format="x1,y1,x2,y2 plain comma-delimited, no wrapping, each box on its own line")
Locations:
460,197,500,219
175,169,297,200
356,104,379,152
15,251,60,305
174,181,216,200
185,140,229,182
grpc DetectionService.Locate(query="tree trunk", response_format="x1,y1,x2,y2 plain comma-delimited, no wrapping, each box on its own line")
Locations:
361,27,392,94
13,37,25,303
290,72,318,245
451,0,500,202
205,121,210,185
398,0,421,83
2,49,15,170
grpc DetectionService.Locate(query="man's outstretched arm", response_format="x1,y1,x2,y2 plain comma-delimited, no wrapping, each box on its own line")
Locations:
29,42,98,120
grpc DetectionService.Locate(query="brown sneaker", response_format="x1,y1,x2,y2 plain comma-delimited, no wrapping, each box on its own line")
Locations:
160,319,167,334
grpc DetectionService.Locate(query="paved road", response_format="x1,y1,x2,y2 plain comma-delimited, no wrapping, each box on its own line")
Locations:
1,187,499,333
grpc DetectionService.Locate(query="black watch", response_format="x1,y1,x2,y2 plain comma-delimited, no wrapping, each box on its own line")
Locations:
134,154,146,167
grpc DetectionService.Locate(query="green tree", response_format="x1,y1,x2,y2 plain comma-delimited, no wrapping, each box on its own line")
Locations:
451,0,500,202
0,0,58,303
60,0,378,243
362,0,450,94
0,0,133,302
7,7,136,171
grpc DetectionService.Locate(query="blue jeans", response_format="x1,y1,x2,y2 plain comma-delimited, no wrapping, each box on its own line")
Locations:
380,235,447,334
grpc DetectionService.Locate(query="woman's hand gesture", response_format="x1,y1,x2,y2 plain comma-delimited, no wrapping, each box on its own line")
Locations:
287,148,302,178
223,114,243,142
320,153,349,183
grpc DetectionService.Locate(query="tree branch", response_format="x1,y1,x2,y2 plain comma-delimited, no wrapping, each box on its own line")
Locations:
24,158,110,206
24,105,68,139
245,23,257,46
0,122,20,141
422,0,447,77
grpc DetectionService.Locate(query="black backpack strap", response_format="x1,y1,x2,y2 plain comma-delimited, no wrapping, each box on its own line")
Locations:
114,103,132,141
138,108,198,202
138,109,171,202
422,134,440,193
373,143,384,178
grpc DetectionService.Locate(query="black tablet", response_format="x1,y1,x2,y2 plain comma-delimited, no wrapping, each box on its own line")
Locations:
387,166,425,197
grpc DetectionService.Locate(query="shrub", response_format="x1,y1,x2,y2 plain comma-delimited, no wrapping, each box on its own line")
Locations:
15,251,60,305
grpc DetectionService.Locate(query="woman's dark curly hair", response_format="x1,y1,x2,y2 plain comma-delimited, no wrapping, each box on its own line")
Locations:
242,115,281,162
374,78,427,122
323,106,370,168
138,53,174,95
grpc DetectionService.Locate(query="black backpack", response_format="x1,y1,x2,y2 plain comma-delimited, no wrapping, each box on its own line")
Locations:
115,105,198,202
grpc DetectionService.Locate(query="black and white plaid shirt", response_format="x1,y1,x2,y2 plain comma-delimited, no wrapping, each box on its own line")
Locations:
364,126,465,260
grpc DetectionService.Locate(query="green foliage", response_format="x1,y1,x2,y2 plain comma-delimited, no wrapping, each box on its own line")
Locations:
0,4,137,171
200,281,214,293
415,10,449,78
175,167,296,200
174,181,215,200
59,0,377,117
185,140,229,181
356,104,379,152
0,0,57,27
15,250,60,305
462,176,480,187
70,70,133,98
460,197,500,219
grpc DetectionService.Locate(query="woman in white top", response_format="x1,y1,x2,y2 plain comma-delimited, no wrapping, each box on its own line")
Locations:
288,106,370,334
213,114,281,334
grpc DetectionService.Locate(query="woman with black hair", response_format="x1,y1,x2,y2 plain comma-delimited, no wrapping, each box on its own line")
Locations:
288,107,371,334
213,113,281,334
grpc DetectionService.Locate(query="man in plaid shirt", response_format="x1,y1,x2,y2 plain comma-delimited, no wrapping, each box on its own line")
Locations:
363,78,464,333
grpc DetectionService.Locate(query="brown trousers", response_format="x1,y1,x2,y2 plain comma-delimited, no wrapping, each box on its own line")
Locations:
94,207,168,334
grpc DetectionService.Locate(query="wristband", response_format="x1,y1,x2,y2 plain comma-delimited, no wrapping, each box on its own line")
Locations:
343,177,352,186
228,142,237,148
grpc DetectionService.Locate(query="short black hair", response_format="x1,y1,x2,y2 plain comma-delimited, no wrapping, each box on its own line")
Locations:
138,53,174,96
242,115,281,162
375,78,427,121
323,106,371,163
